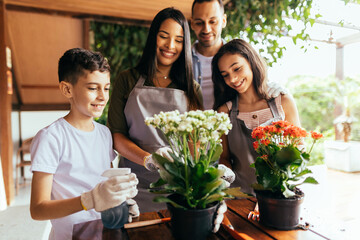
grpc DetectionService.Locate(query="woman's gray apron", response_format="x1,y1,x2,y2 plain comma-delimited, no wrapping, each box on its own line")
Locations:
228,95,282,195
121,76,188,212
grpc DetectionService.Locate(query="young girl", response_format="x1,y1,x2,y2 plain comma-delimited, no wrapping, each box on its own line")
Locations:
212,39,302,218
107,7,203,213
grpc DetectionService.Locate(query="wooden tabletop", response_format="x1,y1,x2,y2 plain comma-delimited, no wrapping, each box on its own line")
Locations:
73,198,342,240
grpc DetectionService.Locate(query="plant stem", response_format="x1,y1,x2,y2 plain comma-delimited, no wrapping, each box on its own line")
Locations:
193,130,198,164
308,139,316,154
182,134,192,207
207,141,215,168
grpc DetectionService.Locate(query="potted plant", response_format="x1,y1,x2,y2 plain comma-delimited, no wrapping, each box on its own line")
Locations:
251,120,323,230
145,110,247,240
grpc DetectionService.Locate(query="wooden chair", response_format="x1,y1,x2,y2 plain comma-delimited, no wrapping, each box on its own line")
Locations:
15,137,33,195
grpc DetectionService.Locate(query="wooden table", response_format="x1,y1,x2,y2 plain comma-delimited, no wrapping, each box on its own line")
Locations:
73,198,340,240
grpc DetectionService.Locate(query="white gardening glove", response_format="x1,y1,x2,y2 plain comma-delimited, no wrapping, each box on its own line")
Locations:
144,146,173,172
218,164,235,185
81,168,138,212
126,199,140,223
267,81,289,98
213,201,227,233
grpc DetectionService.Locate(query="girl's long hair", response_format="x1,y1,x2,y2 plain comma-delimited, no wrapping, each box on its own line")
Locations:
136,7,202,110
212,39,269,110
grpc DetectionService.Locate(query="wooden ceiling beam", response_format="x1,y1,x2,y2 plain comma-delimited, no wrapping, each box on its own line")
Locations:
4,0,193,21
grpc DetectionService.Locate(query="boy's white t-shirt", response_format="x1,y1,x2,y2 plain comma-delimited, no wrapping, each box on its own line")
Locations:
30,117,117,240
195,49,214,110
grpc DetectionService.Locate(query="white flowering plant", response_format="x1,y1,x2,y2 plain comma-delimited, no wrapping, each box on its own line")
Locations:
145,110,247,209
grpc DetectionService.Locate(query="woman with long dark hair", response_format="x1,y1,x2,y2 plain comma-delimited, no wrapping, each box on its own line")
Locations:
107,7,203,212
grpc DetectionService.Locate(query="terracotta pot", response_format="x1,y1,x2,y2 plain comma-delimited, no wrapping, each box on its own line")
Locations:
166,194,219,240
255,190,304,230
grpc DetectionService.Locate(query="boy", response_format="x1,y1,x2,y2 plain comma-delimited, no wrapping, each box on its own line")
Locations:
30,48,139,240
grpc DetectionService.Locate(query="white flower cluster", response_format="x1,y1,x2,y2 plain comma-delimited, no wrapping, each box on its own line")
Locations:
145,110,232,144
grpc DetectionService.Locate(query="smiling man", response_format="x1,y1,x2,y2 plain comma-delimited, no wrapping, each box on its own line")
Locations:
191,0,227,110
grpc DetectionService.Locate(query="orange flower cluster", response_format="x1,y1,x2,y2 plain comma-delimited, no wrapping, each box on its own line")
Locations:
251,120,322,151
252,121,308,141
311,131,323,140
283,126,307,139
253,141,259,150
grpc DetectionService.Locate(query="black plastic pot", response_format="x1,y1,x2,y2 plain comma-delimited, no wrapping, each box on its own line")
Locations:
101,201,129,229
255,190,304,230
166,195,219,240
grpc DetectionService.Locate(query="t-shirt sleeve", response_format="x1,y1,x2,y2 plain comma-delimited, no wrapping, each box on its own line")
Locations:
30,129,60,174
107,128,118,162
107,69,137,136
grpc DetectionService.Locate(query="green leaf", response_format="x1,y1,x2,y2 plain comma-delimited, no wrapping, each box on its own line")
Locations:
223,187,251,198
149,189,174,194
150,178,167,188
294,168,312,178
302,176,319,184
202,179,224,196
201,193,224,207
209,144,223,164
275,146,301,167
153,196,187,209
164,162,184,181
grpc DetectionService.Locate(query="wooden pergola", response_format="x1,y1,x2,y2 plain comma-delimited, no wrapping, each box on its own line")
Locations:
0,0,193,205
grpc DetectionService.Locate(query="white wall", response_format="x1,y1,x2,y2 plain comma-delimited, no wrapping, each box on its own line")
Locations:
12,111,68,180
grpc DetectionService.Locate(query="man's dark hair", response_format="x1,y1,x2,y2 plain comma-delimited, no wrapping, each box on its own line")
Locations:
58,48,110,84
191,0,224,15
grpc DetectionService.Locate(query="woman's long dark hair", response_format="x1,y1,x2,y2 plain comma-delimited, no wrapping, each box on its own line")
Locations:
212,39,269,110
136,7,202,110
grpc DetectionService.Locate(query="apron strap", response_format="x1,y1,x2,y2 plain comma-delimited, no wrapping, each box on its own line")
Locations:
134,76,146,87
230,94,239,121
267,98,281,119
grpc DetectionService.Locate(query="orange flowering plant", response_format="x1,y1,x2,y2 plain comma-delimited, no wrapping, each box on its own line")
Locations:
250,120,323,198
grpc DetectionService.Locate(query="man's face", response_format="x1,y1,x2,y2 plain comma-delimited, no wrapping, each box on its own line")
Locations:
191,1,226,49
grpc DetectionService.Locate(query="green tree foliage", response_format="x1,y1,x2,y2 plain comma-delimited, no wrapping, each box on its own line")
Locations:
91,22,148,124
224,0,317,65
287,75,335,133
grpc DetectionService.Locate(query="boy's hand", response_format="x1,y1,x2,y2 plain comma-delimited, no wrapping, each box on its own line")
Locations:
81,169,138,212
126,199,140,222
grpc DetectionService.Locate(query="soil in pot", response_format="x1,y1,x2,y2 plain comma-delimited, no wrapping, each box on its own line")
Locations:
166,194,219,240
255,188,304,230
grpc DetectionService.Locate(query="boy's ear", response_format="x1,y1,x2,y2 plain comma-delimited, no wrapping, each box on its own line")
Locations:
59,81,73,99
